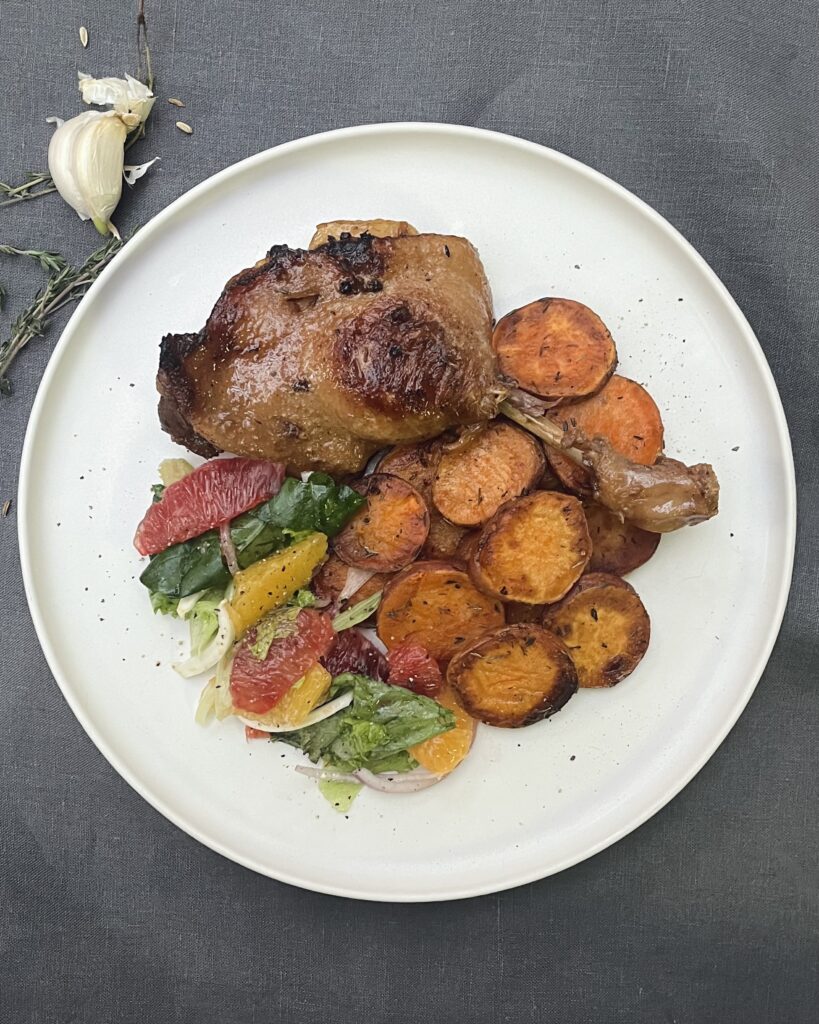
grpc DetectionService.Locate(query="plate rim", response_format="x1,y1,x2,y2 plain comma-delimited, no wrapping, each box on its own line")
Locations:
17,121,797,901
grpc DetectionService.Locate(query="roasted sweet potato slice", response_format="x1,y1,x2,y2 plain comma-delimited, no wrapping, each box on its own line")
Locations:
542,572,650,688
376,561,505,661
313,553,392,609
538,460,567,492
454,529,482,565
334,473,429,572
422,512,469,561
493,298,617,402
378,440,441,502
505,602,546,624
309,219,418,248
448,624,577,727
469,491,591,604
432,420,546,527
584,501,660,575
545,448,593,497
547,374,664,494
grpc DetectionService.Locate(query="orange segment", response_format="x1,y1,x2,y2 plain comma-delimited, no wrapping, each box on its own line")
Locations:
409,685,476,775
228,532,328,635
238,663,331,728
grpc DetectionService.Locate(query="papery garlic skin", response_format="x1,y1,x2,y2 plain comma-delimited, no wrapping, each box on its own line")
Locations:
77,72,155,126
48,110,127,235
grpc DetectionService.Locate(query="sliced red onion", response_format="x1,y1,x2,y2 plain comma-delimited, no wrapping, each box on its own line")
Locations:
337,566,376,605
219,521,240,575
295,765,361,784
295,763,443,792
354,766,443,793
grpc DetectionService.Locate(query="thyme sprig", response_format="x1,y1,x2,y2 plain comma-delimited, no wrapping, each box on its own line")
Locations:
0,245,67,274
0,235,124,395
0,172,57,209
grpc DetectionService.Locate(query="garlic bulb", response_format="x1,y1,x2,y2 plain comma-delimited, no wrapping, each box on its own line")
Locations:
47,73,155,237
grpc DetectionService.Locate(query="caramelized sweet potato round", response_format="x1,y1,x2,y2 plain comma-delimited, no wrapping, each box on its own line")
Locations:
584,501,660,575
376,561,505,661
377,440,441,500
448,624,578,727
422,512,469,561
469,491,591,604
313,554,393,611
493,297,617,402
505,601,546,624
334,473,429,572
542,572,650,688
432,420,546,527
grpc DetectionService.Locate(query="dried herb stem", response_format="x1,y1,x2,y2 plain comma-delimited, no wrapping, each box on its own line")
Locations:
0,235,124,395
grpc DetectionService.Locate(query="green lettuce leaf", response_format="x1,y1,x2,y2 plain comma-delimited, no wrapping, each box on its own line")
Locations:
188,588,225,657
149,590,179,616
278,674,454,773
139,473,364,599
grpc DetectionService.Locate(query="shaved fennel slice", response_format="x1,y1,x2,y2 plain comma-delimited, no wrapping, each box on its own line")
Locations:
213,651,235,720
337,566,376,605
195,677,217,725
173,600,234,678
176,589,207,618
236,691,353,734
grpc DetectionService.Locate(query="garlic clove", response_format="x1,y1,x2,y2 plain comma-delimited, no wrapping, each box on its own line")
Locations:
48,109,127,234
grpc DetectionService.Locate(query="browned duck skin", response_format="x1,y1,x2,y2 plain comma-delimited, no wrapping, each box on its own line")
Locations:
157,232,499,476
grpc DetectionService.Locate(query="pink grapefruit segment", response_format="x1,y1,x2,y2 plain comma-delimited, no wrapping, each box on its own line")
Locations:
230,609,335,715
134,457,285,556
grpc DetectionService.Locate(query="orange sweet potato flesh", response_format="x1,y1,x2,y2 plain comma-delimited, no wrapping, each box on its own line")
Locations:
376,561,505,661
469,491,591,604
334,473,429,572
422,512,469,561
493,298,617,402
542,572,650,687
584,501,660,575
432,420,546,527
448,624,578,727
377,440,441,501
546,374,664,494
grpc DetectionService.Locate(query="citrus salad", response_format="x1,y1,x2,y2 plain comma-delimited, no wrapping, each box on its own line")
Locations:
136,456,472,812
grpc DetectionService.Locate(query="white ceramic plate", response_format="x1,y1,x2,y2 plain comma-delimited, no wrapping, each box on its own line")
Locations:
19,124,795,901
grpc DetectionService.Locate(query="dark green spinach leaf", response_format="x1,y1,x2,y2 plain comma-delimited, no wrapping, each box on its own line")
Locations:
140,473,364,599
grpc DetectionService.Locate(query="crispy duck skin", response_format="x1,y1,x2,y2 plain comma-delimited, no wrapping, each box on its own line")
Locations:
157,233,499,475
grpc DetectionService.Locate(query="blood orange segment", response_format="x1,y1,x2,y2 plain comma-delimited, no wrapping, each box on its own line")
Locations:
409,686,476,774
134,457,285,555
323,629,388,681
387,642,444,697
230,609,334,715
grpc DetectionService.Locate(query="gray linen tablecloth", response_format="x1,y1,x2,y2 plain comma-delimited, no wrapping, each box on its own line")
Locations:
1,1,816,1021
